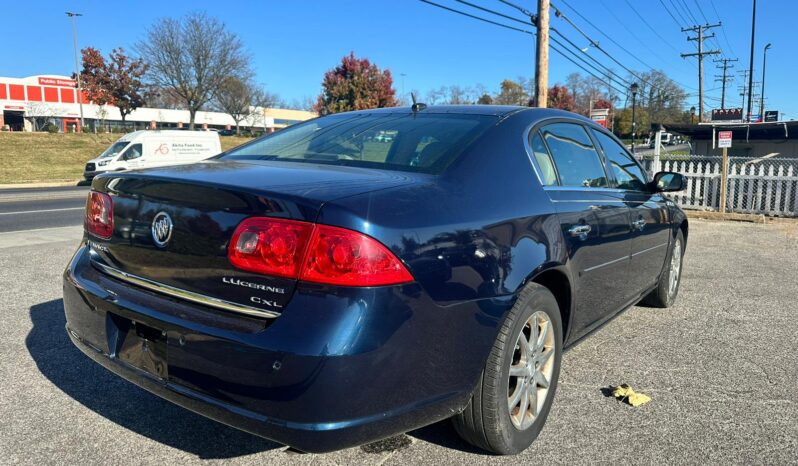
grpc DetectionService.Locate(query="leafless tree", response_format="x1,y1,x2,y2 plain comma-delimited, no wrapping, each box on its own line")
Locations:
213,76,254,135
25,102,58,131
136,12,251,129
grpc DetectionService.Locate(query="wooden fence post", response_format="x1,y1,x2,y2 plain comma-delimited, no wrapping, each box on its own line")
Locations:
720,147,729,213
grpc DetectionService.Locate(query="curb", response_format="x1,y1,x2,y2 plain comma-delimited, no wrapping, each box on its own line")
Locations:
686,210,798,224
0,180,85,190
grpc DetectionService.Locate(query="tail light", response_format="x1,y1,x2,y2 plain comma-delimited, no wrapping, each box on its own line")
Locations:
85,191,114,239
228,217,314,279
228,217,414,287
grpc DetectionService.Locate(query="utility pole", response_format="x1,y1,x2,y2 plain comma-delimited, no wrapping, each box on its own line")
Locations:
746,0,757,122
535,0,550,108
681,23,721,122
738,69,750,111
714,58,737,109
66,11,84,133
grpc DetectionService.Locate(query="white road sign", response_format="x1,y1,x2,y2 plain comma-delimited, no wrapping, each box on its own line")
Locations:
718,131,733,148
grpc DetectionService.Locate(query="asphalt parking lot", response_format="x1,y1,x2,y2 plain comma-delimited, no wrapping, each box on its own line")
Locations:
1,218,796,465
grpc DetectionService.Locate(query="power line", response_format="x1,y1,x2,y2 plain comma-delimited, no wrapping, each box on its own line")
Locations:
495,0,533,18
692,0,710,23
622,0,682,54
714,57,737,109
676,0,699,25
658,0,684,29
679,0,726,62
681,23,722,121
454,0,631,92
557,0,660,72
551,1,698,93
666,0,690,26
453,0,530,26
419,0,534,35
455,0,632,92
548,33,628,93
419,0,627,96
549,28,632,87
709,0,736,57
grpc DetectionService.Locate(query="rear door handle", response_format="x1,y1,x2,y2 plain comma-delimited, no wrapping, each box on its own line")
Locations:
568,224,592,239
632,218,646,230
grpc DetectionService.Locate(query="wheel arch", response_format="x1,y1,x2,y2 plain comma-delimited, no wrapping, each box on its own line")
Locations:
529,267,574,343
679,218,689,248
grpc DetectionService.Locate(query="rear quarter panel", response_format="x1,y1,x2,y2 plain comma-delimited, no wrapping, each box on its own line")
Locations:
316,111,568,306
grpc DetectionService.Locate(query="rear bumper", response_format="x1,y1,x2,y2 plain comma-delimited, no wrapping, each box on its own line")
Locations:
63,244,511,452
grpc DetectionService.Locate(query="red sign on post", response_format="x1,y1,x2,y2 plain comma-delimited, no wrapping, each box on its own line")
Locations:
718,131,733,149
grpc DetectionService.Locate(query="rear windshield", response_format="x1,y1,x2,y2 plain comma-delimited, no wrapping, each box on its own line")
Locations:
221,112,497,174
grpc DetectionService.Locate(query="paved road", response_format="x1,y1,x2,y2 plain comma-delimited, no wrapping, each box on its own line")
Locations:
0,186,88,232
0,219,796,465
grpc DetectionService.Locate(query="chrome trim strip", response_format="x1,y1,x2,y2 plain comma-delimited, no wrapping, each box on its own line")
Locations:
92,261,281,319
582,255,629,273
631,242,669,257
551,199,627,203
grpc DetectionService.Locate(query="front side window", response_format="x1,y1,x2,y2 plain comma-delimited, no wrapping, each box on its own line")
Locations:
591,129,647,191
540,123,607,188
122,143,143,160
222,113,497,174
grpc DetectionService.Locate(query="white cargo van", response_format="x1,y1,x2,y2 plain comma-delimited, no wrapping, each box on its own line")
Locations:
83,130,222,180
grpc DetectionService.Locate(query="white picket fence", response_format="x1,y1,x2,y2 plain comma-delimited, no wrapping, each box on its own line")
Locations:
642,157,798,217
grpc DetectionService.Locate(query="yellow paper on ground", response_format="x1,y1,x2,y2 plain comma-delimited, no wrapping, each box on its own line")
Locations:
612,384,651,407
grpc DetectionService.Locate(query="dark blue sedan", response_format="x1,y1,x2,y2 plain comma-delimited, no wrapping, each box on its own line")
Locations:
64,105,687,454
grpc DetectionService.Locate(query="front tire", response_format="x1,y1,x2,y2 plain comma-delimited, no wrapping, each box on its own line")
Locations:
453,283,563,454
642,229,685,308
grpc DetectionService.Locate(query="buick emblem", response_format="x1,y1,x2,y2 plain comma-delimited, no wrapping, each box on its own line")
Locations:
151,212,173,247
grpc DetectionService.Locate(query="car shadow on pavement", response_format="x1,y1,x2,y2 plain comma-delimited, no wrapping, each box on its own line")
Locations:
407,421,491,455
26,299,281,459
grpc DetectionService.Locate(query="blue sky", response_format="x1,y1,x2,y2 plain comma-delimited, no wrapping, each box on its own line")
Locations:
2,0,794,117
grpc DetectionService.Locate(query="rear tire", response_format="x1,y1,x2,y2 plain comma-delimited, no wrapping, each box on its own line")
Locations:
452,283,562,454
641,229,685,308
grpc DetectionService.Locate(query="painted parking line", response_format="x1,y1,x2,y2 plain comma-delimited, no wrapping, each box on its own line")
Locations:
0,207,85,216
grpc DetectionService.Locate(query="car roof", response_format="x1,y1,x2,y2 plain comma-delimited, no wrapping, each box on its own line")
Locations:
337,105,595,123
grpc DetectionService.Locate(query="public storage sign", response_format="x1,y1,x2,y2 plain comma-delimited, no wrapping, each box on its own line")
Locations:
37,77,76,87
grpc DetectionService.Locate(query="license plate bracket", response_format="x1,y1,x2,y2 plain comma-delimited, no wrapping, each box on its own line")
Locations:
115,317,168,379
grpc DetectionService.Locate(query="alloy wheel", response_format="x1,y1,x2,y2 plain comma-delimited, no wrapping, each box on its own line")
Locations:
507,310,556,430
669,239,682,296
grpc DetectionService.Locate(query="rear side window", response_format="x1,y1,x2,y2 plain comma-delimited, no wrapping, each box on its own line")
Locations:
222,113,497,174
530,132,557,186
591,129,648,191
540,123,607,188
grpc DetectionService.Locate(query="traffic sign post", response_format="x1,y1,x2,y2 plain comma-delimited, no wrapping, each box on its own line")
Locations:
718,131,732,213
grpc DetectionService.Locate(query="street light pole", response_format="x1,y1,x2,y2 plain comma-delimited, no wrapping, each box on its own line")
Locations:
630,82,638,156
745,0,757,123
66,12,84,133
760,43,772,120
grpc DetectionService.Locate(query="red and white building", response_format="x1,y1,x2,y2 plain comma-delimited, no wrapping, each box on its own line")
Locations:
0,74,314,132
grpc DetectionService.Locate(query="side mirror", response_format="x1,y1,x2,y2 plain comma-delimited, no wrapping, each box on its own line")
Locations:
652,171,686,192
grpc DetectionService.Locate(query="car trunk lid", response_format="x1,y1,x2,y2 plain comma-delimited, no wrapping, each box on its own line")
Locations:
87,160,420,317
